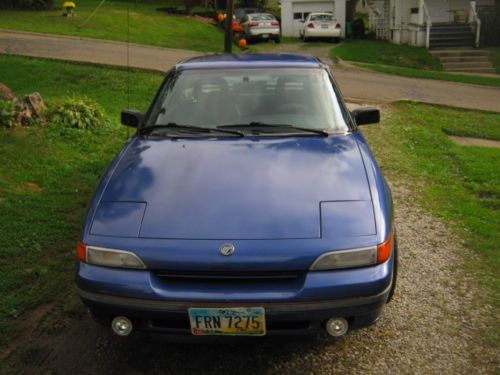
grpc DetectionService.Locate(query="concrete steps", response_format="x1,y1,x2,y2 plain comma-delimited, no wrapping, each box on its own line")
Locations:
430,48,496,74
429,23,474,48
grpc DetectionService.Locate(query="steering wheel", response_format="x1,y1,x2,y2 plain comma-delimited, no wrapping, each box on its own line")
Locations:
274,103,312,114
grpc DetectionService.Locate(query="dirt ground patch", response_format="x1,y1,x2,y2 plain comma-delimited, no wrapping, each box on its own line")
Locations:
2,181,497,375
449,135,500,149
14,181,42,193
0,303,54,361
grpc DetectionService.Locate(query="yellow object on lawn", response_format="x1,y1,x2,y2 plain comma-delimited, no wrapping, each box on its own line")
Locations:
63,1,76,9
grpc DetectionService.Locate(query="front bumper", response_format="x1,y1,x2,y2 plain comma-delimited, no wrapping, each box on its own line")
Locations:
76,259,393,336
78,284,390,336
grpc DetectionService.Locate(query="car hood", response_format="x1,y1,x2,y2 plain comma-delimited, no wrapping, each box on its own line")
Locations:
93,135,372,240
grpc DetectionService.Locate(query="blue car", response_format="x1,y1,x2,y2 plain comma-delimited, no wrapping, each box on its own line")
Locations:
76,54,397,339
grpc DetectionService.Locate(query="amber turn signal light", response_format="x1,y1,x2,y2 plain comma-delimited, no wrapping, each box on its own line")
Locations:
77,241,87,262
377,233,393,264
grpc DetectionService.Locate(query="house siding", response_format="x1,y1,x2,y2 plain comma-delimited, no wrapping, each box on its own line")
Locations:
369,0,494,47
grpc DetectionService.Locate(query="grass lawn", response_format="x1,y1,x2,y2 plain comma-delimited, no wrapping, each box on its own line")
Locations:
0,55,163,346
331,40,442,70
488,47,500,74
0,0,224,52
361,102,500,329
352,62,500,88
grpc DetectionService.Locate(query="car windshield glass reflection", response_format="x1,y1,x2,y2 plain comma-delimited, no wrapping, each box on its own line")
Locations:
310,15,333,22
147,68,349,133
251,14,275,21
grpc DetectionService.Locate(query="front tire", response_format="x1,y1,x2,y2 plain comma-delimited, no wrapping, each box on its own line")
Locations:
274,36,281,43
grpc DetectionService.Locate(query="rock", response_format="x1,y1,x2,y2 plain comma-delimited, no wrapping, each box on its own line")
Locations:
0,82,16,102
14,92,46,125
25,92,46,118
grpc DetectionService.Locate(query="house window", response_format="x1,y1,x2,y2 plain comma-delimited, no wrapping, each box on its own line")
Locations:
294,11,311,20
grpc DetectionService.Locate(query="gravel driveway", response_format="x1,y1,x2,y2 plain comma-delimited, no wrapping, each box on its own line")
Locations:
4,179,497,375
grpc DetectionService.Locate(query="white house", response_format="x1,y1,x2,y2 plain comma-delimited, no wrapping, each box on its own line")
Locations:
281,0,347,37
365,0,496,48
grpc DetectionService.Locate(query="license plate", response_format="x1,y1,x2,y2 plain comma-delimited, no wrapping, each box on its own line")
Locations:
321,24,329,28
188,307,266,336
261,34,269,38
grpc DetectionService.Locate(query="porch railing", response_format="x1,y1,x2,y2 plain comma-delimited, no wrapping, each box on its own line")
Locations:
419,0,432,49
468,1,481,47
366,0,390,40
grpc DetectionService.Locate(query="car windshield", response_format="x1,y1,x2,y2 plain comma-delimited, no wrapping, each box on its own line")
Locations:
310,14,333,22
147,68,350,133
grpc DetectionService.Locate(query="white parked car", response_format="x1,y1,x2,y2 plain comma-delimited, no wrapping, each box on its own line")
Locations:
241,13,281,43
300,13,342,42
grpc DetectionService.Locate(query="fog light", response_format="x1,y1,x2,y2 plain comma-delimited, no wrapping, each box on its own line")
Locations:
325,317,348,337
111,316,133,336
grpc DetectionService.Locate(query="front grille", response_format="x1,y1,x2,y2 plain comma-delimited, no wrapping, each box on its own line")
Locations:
154,270,302,282
152,270,306,291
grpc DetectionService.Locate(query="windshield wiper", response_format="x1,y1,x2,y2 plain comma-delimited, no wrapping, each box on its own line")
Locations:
140,123,243,137
217,122,329,136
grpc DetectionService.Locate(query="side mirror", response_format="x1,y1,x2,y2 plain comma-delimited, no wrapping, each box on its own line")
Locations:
351,107,380,126
121,109,144,128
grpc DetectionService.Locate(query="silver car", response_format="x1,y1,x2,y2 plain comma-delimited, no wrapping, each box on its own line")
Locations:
241,13,281,43
300,12,342,42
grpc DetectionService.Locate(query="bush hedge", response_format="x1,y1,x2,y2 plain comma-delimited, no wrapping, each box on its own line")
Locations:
1,0,54,10
479,4,500,46
50,97,107,132
0,101,17,128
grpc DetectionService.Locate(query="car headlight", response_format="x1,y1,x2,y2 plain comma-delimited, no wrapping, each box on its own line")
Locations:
77,242,146,269
310,233,393,271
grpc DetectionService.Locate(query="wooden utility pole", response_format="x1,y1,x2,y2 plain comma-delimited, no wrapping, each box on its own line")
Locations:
224,0,235,53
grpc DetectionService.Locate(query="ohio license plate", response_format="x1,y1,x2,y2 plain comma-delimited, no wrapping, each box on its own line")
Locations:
188,307,266,336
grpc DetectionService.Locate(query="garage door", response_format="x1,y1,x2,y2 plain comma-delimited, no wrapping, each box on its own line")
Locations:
292,2,335,37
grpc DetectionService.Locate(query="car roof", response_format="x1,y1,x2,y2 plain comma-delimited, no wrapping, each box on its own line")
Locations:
308,12,334,16
176,53,326,70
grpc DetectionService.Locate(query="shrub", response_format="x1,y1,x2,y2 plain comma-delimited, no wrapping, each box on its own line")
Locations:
0,101,17,128
50,97,107,132
2,0,54,10
479,4,500,46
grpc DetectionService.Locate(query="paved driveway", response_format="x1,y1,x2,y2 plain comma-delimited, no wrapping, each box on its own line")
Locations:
261,43,500,112
1,30,499,112
0,30,198,73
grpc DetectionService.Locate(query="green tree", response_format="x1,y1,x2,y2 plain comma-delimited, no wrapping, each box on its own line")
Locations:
1,0,54,9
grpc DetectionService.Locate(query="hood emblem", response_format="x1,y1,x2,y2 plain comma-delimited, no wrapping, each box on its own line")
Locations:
219,243,235,256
